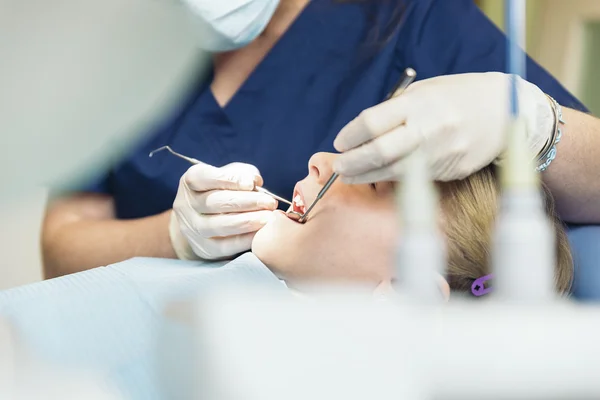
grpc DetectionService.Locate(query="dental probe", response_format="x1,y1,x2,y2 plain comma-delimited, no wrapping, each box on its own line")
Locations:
288,67,417,223
149,145,199,164
148,146,293,206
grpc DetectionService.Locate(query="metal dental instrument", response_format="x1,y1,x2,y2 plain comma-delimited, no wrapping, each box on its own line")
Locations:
288,170,338,223
148,146,293,206
149,145,200,164
287,67,418,223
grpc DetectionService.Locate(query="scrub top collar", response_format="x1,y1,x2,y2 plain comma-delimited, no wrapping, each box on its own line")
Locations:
205,0,410,138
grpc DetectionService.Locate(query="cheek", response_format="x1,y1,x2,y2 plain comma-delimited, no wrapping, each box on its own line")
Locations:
335,211,398,279
296,206,398,282
252,203,399,284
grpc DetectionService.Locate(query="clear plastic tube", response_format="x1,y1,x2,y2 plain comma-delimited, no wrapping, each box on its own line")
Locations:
493,118,555,302
395,149,446,303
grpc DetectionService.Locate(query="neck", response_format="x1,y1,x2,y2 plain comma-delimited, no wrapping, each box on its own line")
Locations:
210,0,308,107
260,0,309,40
213,0,308,69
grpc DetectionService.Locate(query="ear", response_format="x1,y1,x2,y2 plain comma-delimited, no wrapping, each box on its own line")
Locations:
373,280,394,298
436,274,451,301
374,276,451,302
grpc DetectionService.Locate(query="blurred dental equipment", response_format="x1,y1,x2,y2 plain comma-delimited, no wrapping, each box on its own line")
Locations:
492,0,555,302
0,0,213,202
0,318,121,399
386,67,445,304
287,68,417,223
164,288,600,400
493,117,555,301
395,146,445,303
149,145,293,206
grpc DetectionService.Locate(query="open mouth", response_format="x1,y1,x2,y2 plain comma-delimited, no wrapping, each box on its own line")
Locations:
291,186,306,215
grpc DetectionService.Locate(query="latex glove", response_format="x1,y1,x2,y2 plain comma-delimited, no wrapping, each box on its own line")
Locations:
170,162,278,260
333,72,554,183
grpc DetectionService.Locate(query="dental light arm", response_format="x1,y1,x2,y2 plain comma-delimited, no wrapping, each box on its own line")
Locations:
0,0,210,202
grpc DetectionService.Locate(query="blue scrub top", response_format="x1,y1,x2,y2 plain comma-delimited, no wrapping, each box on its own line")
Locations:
88,0,586,219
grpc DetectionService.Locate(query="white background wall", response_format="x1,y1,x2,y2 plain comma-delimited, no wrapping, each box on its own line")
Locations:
0,189,46,290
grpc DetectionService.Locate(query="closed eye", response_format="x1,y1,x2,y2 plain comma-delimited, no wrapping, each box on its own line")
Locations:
370,182,395,196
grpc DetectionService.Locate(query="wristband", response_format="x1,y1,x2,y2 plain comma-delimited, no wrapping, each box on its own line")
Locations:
536,95,564,172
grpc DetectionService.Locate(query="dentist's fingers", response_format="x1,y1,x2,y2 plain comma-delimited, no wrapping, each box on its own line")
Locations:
333,124,422,179
221,162,265,187
185,162,262,192
188,189,278,214
178,209,275,239
333,95,411,152
171,159,273,260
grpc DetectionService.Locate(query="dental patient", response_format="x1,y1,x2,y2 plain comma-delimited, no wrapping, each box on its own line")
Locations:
252,152,573,296
0,152,574,400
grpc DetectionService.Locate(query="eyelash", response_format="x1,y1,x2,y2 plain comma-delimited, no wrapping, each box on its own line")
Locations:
370,183,377,191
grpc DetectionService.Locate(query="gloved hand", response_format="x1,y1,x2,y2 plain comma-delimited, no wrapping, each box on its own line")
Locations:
333,72,554,183
170,161,278,260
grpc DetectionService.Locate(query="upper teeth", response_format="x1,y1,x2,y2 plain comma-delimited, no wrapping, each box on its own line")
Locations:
293,194,304,207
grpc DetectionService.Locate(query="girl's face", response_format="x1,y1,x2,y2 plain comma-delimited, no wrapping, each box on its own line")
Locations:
252,152,400,288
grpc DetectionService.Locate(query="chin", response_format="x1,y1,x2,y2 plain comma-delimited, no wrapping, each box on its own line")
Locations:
252,210,294,266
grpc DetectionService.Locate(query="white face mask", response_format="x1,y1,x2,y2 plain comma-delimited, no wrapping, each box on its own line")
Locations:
181,0,281,52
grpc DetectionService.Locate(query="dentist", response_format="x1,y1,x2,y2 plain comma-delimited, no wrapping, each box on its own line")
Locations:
42,0,596,278
332,72,600,223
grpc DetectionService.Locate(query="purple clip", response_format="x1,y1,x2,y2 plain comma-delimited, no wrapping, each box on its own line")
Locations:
471,274,494,297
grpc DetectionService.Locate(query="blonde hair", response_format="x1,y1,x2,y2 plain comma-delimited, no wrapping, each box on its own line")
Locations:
438,166,573,295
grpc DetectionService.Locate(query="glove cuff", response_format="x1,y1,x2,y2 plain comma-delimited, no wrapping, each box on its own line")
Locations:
494,75,554,166
168,210,201,261
514,75,554,157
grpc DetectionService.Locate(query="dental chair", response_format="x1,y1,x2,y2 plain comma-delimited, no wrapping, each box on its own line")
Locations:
568,225,600,300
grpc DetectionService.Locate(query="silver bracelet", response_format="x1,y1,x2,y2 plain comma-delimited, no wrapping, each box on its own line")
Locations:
536,95,565,172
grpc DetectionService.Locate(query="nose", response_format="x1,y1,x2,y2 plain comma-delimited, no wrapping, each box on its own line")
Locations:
308,152,335,185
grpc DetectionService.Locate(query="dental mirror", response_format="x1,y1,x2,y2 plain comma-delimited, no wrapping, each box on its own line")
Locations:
286,210,303,221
